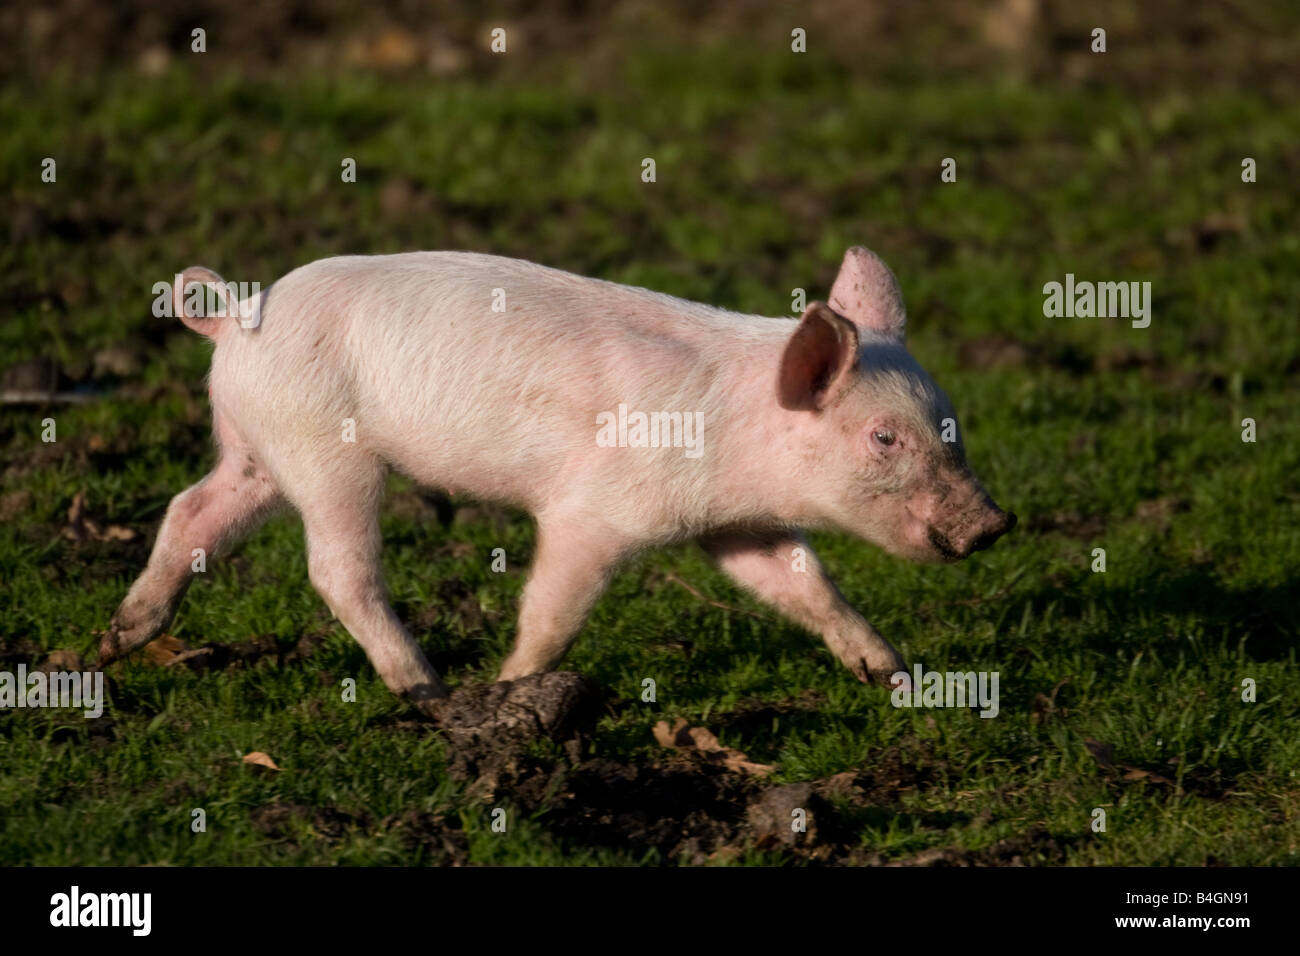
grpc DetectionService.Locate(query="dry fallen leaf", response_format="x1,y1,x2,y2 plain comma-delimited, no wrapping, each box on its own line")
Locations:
1122,766,1174,786
63,490,139,543
653,717,773,776
64,490,89,541
143,634,189,666
242,752,280,771
165,647,220,669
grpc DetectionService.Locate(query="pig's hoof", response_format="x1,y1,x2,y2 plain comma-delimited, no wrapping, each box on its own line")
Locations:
866,666,911,691
414,694,451,721
98,602,175,665
873,671,915,691
96,626,127,666
845,653,908,689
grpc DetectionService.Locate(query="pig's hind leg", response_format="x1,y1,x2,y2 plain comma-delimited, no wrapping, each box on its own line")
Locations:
701,530,908,687
283,455,448,709
100,417,283,664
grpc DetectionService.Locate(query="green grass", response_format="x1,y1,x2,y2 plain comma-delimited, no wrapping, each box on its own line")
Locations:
2,1,1298,865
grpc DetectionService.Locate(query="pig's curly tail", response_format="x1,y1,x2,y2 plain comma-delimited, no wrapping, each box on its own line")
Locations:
172,266,239,339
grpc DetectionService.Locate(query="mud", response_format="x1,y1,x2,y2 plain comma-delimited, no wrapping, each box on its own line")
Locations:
408,673,1075,865
0,649,1102,864
424,672,607,799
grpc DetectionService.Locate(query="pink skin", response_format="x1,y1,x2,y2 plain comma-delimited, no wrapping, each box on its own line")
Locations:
101,247,1012,710
851,416,1017,563
100,414,282,666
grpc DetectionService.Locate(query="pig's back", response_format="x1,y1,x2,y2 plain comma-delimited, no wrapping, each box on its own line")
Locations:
215,252,788,512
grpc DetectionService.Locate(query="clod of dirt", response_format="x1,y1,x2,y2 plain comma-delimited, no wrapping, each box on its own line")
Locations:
746,783,829,850
429,672,605,797
539,757,756,863
432,672,603,747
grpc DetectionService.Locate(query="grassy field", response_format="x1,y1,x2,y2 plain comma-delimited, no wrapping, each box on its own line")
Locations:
2,1,1298,865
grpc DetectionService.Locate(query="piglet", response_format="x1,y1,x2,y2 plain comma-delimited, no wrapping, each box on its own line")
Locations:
101,247,1014,711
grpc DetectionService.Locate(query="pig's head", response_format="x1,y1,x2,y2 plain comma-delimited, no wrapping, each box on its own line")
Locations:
776,246,1016,563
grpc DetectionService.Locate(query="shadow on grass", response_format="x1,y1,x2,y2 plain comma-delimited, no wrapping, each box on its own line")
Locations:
1015,561,1298,663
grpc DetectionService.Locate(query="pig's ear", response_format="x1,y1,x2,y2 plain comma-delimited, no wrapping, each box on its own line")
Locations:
828,246,907,339
777,302,860,411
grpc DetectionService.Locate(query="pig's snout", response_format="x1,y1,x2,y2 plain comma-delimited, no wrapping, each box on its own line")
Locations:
951,509,1017,559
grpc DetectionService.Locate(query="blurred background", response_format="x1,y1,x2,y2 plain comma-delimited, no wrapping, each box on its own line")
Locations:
5,0,1298,363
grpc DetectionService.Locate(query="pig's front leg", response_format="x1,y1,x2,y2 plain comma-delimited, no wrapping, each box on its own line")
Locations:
701,530,907,687
497,519,630,681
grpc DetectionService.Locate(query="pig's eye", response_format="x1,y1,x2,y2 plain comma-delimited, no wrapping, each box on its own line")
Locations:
873,429,896,447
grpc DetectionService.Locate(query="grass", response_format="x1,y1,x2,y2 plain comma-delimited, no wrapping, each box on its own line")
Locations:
1,1,1298,865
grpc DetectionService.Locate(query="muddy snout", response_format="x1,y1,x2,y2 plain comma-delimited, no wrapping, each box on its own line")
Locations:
964,508,1016,555
955,507,1017,558
930,507,1017,561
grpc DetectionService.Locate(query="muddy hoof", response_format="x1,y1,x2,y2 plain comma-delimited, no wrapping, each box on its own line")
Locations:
431,672,603,746
95,628,123,666
867,667,910,691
